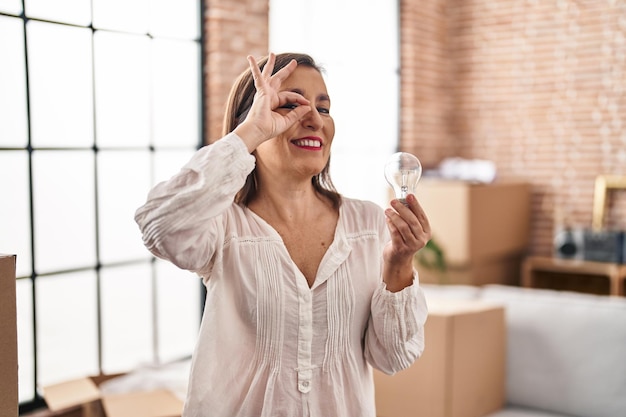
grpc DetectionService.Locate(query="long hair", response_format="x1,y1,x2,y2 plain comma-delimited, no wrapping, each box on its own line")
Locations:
223,52,341,208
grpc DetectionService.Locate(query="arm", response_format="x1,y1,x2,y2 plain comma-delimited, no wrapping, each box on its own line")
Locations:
134,133,254,271
365,194,431,373
135,53,314,272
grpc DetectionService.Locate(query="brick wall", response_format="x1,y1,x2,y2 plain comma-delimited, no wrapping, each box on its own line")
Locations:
203,0,626,258
203,0,269,143
400,0,626,256
400,0,456,167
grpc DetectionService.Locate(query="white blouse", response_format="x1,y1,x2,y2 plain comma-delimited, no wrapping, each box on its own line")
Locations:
135,133,428,417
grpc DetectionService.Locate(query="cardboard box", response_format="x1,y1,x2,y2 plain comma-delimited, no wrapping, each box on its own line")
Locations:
417,254,523,286
41,374,184,417
415,180,531,285
374,300,506,417
0,254,18,417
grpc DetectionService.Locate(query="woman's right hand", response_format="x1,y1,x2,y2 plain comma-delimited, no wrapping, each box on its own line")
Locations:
234,53,312,151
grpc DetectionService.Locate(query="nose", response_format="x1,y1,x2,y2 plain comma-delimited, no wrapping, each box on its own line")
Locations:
301,106,323,131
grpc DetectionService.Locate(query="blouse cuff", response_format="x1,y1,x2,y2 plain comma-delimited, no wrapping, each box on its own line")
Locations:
374,271,428,324
379,270,419,299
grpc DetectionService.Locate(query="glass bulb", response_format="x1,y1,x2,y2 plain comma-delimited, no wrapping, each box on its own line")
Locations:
384,152,422,203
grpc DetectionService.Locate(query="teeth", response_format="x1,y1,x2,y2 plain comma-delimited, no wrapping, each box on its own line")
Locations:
293,139,321,148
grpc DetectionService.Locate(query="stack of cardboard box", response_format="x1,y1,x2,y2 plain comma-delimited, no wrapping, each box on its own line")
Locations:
374,299,506,417
42,375,183,417
415,180,531,285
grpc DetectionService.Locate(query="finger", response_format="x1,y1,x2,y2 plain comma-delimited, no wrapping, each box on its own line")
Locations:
247,55,263,85
390,199,424,237
384,215,405,252
262,52,276,78
280,104,312,127
272,59,298,83
405,194,431,236
386,201,432,252
276,91,310,107
384,216,402,244
385,208,417,247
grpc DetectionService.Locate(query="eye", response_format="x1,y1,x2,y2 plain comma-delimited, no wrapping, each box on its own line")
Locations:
280,103,299,110
317,107,330,115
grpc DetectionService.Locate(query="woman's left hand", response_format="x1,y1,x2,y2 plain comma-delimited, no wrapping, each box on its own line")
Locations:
382,194,431,291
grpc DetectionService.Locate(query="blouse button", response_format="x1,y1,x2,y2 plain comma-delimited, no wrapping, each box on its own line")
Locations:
298,380,311,393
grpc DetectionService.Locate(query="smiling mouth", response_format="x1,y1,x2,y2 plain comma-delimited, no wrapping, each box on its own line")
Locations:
291,138,322,149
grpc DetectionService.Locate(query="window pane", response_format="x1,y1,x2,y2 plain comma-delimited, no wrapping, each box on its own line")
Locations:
98,151,151,263
101,263,154,373
93,0,149,34
269,0,399,208
152,39,200,149
150,0,199,40
153,150,195,186
155,260,200,362
0,0,22,14
331,152,391,209
94,31,150,148
27,21,94,148
0,152,32,278
32,151,96,273
25,0,91,27
36,270,99,386
0,16,28,148
16,279,34,403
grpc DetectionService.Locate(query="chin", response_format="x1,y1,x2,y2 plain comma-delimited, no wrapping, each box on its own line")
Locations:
296,166,324,179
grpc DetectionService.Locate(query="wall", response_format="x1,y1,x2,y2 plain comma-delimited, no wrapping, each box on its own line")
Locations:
204,0,626,258
401,0,626,256
400,0,457,166
203,0,269,143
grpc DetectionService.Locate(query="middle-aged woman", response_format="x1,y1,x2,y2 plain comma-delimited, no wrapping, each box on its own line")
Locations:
135,52,431,417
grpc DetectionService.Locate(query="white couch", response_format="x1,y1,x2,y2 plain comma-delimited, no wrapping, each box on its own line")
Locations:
421,284,626,417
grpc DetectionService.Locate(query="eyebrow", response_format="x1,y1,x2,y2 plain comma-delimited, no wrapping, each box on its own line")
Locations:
318,93,331,103
290,88,331,103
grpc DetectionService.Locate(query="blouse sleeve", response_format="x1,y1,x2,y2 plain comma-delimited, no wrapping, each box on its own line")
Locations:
364,277,428,375
134,133,255,273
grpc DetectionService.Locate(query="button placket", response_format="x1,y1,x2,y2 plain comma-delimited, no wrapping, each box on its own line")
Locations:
297,369,312,393
296,280,313,393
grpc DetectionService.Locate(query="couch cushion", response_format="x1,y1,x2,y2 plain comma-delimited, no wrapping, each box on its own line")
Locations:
480,285,626,417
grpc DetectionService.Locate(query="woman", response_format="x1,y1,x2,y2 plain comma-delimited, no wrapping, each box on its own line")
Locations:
135,52,430,417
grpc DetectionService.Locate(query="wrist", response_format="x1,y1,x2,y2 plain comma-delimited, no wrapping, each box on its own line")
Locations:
233,122,268,153
383,258,415,292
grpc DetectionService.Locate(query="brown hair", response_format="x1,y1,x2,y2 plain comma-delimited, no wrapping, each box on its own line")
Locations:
223,52,341,208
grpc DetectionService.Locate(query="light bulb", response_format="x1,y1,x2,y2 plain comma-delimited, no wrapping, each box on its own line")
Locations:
384,152,422,203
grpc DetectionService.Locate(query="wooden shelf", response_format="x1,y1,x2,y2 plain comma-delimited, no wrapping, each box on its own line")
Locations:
522,256,626,296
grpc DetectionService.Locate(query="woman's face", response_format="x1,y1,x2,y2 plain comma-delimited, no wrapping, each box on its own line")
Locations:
254,65,335,181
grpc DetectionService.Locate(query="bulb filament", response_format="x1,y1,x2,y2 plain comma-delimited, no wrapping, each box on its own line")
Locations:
401,172,409,198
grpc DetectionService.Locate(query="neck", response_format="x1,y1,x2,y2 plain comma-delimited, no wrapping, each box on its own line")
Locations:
249,172,331,224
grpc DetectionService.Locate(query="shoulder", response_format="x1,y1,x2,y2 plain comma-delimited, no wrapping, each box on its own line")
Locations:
341,197,384,216
340,197,386,234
